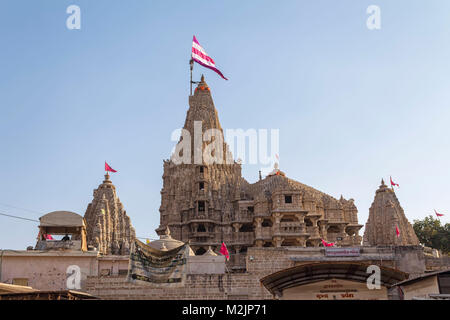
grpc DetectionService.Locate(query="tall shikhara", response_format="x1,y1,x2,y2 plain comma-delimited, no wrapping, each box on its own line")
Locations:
157,76,242,254
84,173,135,255
363,179,419,246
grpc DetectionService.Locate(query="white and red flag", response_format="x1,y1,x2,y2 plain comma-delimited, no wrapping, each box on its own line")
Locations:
435,209,445,217
390,176,399,188
191,35,228,80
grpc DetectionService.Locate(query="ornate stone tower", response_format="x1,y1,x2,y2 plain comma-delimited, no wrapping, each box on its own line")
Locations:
156,76,243,257
84,173,135,255
363,179,419,246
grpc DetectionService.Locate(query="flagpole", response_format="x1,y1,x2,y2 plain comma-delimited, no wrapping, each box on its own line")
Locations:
189,58,194,96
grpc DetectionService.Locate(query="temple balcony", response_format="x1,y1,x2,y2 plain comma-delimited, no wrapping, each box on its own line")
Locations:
274,222,308,237
222,231,254,245
255,227,272,240
231,211,253,224
188,231,217,240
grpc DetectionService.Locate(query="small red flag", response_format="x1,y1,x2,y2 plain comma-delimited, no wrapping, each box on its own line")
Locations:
435,209,444,217
105,162,117,173
44,234,53,240
395,225,400,238
220,242,229,260
390,176,399,188
321,239,335,247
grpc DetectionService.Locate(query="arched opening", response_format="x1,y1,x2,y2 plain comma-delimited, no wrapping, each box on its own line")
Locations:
281,239,297,247
263,241,273,247
240,246,248,253
305,240,315,247
197,224,206,232
305,218,313,227
195,247,206,255
262,219,272,227
280,215,295,222
239,223,254,232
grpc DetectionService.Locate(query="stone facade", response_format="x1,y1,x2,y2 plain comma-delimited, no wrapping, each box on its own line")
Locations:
156,76,363,269
84,174,135,255
363,179,419,246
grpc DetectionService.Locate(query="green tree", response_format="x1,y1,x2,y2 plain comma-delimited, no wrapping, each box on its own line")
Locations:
413,215,449,254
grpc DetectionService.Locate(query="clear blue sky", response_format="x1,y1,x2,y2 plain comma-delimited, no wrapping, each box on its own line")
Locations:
0,0,449,250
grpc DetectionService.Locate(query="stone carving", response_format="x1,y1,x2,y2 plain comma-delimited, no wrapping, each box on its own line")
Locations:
363,179,419,246
84,173,135,255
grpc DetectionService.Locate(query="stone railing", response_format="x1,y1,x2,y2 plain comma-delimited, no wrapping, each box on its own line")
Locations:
35,240,81,251
278,221,303,234
231,212,253,223
231,232,254,244
255,227,272,239
188,231,216,239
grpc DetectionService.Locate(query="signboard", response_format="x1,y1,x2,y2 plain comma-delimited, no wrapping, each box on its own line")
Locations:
325,247,360,257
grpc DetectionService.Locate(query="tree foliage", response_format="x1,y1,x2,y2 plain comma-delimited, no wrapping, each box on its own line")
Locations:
413,215,449,254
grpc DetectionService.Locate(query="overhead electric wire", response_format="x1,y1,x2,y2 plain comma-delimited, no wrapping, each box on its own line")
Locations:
0,209,159,240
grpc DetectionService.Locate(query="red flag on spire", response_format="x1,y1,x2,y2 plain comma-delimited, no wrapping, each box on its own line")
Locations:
395,225,400,238
105,162,117,173
220,242,229,261
435,209,444,217
390,176,399,188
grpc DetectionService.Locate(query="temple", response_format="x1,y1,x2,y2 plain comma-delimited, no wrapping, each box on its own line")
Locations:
84,173,135,255
0,76,448,300
363,179,419,246
156,76,363,269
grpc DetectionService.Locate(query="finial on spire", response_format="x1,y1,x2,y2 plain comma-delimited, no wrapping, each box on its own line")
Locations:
201,74,205,82
164,226,171,237
381,178,385,186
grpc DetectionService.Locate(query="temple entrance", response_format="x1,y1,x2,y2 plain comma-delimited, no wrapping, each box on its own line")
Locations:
260,262,408,300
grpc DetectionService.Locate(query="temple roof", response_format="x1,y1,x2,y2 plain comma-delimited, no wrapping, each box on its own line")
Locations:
39,211,84,227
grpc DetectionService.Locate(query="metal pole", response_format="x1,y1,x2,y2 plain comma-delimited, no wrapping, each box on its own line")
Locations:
190,59,194,96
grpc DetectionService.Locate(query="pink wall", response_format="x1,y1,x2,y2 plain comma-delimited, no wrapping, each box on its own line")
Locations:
0,252,99,291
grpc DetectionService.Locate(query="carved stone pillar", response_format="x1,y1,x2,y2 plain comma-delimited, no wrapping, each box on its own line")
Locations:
254,217,263,239
232,223,242,233
273,236,283,247
296,236,308,247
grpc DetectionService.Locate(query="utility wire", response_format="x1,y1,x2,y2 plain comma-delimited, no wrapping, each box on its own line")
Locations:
0,210,159,240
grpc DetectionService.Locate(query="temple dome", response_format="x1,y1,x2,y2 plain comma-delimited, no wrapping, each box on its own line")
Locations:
147,227,186,251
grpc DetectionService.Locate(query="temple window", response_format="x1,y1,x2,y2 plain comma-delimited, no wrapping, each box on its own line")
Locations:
239,223,254,232
280,215,295,222
197,224,206,232
195,247,206,255
199,182,205,190
248,206,254,213
198,201,205,212
199,166,205,173
284,195,292,204
262,219,272,227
